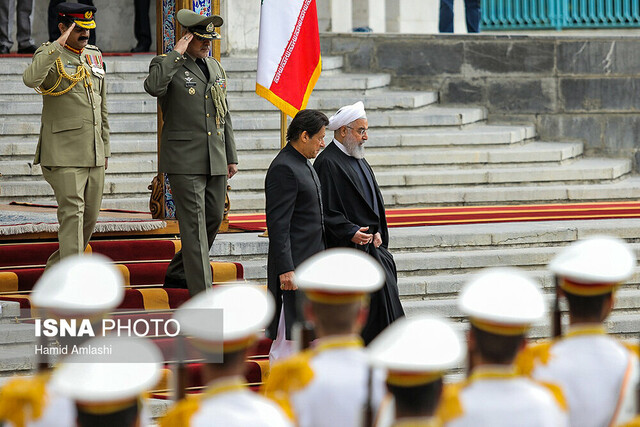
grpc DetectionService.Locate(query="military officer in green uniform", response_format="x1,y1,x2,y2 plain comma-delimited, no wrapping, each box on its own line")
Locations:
144,9,238,296
22,2,109,268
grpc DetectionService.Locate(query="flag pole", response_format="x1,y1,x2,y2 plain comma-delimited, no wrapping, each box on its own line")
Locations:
280,111,287,149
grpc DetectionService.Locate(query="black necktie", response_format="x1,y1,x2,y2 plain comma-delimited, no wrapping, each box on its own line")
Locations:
196,58,210,81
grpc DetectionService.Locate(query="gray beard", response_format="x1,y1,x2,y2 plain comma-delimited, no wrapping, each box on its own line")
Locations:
342,134,365,159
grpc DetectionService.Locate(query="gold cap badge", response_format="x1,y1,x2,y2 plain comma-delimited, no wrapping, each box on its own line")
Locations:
206,22,214,32
85,11,93,19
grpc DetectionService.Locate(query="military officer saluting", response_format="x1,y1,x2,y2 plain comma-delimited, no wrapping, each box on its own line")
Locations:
144,9,238,296
22,2,109,268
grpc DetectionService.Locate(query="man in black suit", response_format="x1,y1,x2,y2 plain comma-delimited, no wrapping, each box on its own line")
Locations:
314,101,404,344
265,109,328,363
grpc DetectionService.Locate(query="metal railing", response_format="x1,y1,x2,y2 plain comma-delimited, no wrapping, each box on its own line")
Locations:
481,0,640,30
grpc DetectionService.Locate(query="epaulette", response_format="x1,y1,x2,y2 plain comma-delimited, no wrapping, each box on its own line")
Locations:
0,373,50,426
160,54,167,57
41,41,51,46
158,395,201,427
85,44,102,54
619,416,640,427
514,340,554,376
623,341,640,357
436,382,465,423
262,349,315,422
538,381,568,411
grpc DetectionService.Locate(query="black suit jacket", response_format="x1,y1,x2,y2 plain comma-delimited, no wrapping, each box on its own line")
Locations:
265,143,325,339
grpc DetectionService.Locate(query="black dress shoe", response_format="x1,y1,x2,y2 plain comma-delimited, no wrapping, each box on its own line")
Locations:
130,44,150,53
17,44,37,54
0,46,9,54
164,275,188,289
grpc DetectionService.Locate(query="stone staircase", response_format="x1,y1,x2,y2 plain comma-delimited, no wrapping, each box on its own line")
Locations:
211,218,640,341
1,54,639,211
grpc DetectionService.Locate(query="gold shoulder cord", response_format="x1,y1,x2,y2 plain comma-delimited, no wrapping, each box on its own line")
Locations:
35,57,92,96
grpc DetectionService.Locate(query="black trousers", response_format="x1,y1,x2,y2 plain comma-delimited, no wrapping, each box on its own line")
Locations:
134,0,151,49
48,0,95,45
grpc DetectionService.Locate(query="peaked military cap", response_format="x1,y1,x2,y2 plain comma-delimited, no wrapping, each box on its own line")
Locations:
368,315,464,386
459,267,546,336
177,9,223,40
549,235,635,296
50,336,162,414
57,2,97,29
31,254,124,317
174,284,275,352
294,248,384,304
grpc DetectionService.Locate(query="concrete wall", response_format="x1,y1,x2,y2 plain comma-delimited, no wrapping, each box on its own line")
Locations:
321,33,640,169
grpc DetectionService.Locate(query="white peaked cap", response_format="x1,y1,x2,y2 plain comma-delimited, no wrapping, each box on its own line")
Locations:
549,235,635,285
368,316,464,376
50,336,162,405
294,248,384,303
174,284,275,344
459,267,546,334
31,254,124,316
327,101,367,131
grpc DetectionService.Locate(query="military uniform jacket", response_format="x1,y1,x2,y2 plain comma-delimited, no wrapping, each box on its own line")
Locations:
517,325,639,427
23,41,110,167
161,376,292,427
442,366,568,427
144,50,238,175
264,335,386,427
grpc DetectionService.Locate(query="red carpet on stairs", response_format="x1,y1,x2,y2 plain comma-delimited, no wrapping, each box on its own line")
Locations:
229,201,640,231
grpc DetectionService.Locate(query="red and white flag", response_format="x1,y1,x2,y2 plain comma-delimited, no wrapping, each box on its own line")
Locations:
256,0,322,117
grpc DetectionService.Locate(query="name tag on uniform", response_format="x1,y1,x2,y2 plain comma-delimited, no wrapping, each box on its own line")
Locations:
64,64,77,72
185,81,196,87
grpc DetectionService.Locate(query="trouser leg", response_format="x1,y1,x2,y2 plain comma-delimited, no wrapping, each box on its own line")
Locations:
167,174,212,296
42,166,89,268
48,0,64,42
204,174,226,253
0,0,12,49
465,0,481,33
16,0,33,48
81,166,104,250
439,0,454,33
133,0,151,48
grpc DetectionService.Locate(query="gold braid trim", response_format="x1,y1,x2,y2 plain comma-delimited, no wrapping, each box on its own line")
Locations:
35,57,92,97
0,373,50,427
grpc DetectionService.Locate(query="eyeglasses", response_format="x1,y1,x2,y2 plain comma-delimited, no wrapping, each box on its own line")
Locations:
346,126,368,136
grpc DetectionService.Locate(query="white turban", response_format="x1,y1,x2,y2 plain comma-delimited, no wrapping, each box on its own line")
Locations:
327,101,367,131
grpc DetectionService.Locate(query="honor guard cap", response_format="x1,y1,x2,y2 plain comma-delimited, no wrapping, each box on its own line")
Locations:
177,9,223,39
174,284,275,352
294,248,384,304
50,336,162,413
368,316,465,386
459,267,546,336
31,254,124,317
57,2,97,29
549,235,635,296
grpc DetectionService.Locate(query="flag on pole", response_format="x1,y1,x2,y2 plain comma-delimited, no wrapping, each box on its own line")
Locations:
256,0,322,118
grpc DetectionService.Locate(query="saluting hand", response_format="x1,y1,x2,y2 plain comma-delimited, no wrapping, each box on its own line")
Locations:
56,23,75,47
174,32,193,55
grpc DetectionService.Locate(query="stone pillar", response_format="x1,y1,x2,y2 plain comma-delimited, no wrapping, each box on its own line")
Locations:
330,0,353,32
385,0,438,33
317,0,332,32
222,0,260,53
352,0,386,32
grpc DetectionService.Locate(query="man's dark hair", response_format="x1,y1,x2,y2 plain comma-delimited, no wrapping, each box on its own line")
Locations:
387,379,443,417
76,401,139,427
564,291,611,321
471,325,524,365
286,109,329,143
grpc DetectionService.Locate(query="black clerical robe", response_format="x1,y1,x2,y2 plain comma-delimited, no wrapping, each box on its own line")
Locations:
314,141,404,344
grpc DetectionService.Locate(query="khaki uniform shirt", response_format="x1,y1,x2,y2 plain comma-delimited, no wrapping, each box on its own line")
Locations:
144,50,237,175
23,41,110,167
